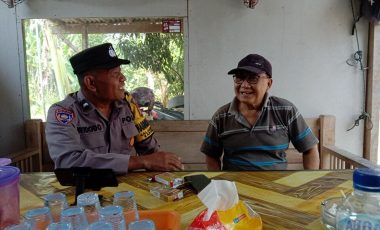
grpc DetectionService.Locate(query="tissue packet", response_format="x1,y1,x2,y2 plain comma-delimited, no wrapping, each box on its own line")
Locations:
187,201,262,230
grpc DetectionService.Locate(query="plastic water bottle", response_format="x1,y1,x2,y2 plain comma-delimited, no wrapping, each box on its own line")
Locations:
336,168,380,229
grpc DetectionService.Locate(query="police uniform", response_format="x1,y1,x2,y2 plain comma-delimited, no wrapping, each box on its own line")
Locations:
45,43,158,174
46,90,158,174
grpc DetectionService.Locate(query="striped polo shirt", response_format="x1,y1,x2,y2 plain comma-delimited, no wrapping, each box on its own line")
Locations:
200,94,319,170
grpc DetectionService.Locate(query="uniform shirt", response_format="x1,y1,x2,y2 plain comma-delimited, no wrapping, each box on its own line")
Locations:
45,90,159,174
200,94,319,170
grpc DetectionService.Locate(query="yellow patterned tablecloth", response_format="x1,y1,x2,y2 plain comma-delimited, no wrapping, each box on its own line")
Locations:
20,170,353,230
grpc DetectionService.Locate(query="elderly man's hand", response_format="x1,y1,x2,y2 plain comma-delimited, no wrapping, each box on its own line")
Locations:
141,151,184,171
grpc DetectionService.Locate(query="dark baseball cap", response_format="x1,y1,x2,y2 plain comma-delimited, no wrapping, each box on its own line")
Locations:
227,54,272,77
69,43,130,75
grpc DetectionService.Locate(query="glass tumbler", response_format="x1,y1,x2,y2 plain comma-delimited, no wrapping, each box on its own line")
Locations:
4,222,31,230
113,191,139,224
98,205,126,230
77,192,101,224
128,219,156,230
88,220,114,230
60,206,89,230
24,207,53,230
46,222,73,230
44,192,69,222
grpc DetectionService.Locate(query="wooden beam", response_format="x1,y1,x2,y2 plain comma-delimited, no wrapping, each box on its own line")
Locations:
51,22,164,34
364,21,380,164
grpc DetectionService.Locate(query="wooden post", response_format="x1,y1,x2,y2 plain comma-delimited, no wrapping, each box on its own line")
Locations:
24,119,43,171
364,21,380,164
320,115,336,169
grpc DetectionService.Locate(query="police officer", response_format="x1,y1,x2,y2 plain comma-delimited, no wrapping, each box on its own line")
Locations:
45,43,184,174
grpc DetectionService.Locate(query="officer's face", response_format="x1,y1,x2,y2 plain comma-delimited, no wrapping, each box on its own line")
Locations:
92,66,126,102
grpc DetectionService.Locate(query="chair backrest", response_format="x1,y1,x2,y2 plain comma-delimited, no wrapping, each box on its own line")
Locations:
149,116,335,170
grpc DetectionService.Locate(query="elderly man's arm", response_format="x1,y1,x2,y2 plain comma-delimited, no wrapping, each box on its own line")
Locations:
302,144,320,169
206,155,221,170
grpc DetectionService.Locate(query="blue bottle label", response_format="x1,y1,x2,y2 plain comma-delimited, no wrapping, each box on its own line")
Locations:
337,215,380,230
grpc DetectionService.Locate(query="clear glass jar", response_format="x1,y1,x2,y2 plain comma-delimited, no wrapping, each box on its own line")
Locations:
336,168,380,229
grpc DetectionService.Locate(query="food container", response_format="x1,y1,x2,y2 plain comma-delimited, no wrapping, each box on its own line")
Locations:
0,166,21,229
137,210,180,230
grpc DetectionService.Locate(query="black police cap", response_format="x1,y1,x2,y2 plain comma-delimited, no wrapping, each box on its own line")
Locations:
69,43,130,75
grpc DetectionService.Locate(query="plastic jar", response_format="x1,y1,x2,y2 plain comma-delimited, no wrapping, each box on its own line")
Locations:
0,166,21,229
336,168,380,229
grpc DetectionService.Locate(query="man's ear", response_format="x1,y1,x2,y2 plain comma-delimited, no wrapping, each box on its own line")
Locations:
267,78,273,89
83,75,96,92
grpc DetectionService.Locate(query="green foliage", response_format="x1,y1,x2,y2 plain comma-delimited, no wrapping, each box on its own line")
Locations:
116,33,184,103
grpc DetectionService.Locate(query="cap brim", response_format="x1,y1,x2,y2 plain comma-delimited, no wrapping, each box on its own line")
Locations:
96,58,130,70
227,66,264,75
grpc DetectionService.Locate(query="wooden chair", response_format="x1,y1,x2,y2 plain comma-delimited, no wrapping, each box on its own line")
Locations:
8,119,43,172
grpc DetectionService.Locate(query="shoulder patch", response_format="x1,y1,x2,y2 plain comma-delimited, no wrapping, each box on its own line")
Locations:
55,108,75,125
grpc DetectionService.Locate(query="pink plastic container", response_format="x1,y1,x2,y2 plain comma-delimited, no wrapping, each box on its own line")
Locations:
0,166,21,229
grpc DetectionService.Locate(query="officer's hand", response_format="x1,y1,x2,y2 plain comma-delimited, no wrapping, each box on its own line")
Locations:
142,151,184,171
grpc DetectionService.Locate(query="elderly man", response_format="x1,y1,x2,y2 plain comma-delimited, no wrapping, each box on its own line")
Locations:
201,54,320,170
45,43,183,174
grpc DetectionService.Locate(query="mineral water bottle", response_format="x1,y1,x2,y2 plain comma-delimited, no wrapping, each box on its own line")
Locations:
336,168,380,229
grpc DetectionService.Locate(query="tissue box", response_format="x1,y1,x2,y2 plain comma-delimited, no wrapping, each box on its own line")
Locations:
150,185,184,201
153,172,184,188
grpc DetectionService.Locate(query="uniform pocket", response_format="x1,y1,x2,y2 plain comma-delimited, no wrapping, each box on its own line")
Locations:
121,123,138,151
81,132,105,149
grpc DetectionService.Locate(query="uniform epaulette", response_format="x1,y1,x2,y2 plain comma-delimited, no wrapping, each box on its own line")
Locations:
54,94,76,109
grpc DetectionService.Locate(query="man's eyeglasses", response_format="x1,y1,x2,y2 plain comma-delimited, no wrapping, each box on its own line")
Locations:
233,74,269,85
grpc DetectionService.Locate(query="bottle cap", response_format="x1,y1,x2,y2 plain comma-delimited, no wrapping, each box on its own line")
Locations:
0,166,20,187
353,168,380,192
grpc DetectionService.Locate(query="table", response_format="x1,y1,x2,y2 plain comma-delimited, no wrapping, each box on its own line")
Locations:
19,170,354,230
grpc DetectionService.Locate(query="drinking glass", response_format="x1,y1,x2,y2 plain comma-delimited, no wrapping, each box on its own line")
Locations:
88,220,114,230
24,207,53,230
77,192,101,224
98,205,126,230
44,192,69,222
128,219,155,230
60,206,89,230
113,191,139,225
46,222,72,230
4,222,31,230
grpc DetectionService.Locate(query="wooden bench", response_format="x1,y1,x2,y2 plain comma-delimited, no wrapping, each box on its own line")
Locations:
150,115,331,170
6,115,379,172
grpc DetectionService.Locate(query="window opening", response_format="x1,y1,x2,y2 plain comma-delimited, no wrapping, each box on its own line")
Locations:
23,17,184,121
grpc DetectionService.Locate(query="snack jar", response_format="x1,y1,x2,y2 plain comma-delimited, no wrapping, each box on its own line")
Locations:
0,166,21,229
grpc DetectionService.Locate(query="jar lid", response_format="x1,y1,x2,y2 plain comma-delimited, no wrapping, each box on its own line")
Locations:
0,166,20,186
353,168,380,192
0,158,11,166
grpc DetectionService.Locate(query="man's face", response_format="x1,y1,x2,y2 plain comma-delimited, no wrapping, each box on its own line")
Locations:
233,72,272,107
91,66,126,102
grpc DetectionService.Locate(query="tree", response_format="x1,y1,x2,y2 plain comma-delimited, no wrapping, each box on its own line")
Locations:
116,33,184,105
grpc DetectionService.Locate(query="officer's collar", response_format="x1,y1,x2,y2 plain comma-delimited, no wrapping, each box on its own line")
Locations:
77,90,95,113
78,89,127,111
